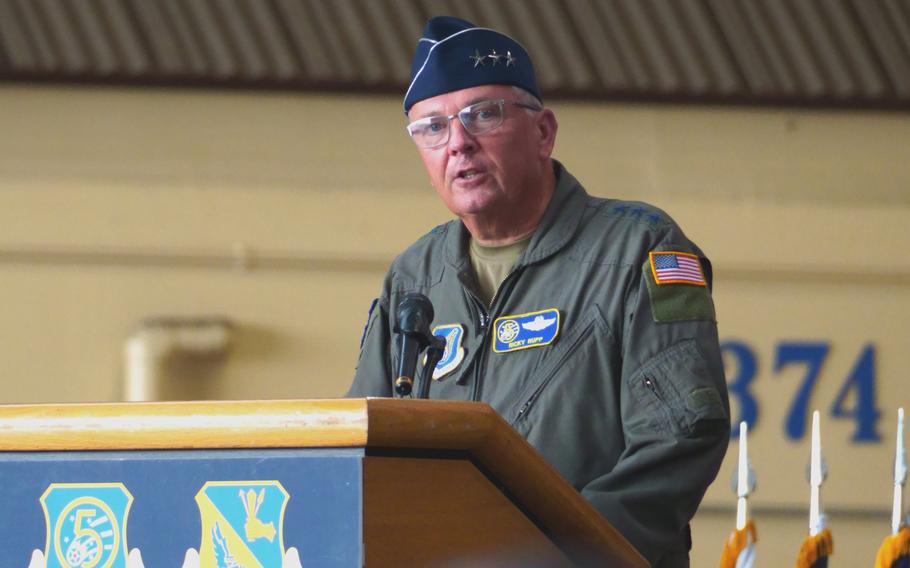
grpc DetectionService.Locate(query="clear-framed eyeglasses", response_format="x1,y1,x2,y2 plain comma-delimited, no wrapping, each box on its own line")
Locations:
406,99,542,149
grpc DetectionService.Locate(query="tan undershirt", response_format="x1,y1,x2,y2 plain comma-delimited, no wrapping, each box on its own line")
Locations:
469,236,532,307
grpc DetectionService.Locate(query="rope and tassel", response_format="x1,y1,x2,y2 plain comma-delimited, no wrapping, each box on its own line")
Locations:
875,526,910,568
795,528,833,568
719,520,757,568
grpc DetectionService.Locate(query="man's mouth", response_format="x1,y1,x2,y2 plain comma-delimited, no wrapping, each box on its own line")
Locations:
456,168,483,180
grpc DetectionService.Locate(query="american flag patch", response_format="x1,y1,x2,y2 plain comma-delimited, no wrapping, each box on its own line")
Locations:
649,251,707,286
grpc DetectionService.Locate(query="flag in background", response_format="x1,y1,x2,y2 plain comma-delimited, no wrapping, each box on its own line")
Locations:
795,529,834,568
719,421,757,568
877,407,908,568
719,519,756,568
875,526,910,568
796,411,832,568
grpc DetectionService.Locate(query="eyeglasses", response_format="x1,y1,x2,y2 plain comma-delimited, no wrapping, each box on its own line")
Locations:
406,99,542,149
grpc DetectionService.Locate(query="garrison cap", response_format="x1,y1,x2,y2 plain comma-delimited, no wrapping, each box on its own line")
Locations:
403,16,541,113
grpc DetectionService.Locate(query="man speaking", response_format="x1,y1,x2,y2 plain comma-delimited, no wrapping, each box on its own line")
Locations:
347,16,730,567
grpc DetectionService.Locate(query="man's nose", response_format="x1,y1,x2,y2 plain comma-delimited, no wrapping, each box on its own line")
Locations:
447,118,477,155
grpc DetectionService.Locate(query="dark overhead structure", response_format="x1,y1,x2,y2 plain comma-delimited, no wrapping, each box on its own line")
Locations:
0,0,909,110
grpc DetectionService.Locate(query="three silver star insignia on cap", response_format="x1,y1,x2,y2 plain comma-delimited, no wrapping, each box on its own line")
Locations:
470,49,516,68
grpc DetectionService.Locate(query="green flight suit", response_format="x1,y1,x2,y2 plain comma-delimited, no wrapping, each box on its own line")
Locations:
348,162,730,567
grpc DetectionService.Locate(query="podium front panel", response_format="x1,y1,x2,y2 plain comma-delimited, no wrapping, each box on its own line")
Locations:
0,448,364,567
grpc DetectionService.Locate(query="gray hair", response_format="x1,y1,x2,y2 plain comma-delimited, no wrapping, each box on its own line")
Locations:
511,86,543,113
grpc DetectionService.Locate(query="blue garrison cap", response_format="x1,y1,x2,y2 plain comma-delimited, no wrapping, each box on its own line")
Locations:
403,16,541,113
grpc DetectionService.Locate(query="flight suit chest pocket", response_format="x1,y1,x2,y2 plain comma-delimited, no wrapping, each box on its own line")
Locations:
627,338,727,436
509,305,611,424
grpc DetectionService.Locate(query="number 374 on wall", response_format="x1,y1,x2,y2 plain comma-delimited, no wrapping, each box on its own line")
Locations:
722,341,880,443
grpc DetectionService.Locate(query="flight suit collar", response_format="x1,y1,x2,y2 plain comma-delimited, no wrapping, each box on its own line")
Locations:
444,159,587,271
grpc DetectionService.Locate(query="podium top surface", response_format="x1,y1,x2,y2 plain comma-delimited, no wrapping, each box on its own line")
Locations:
0,398,372,451
0,397,510,452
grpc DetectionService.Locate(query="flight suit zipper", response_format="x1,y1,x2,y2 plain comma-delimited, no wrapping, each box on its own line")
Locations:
642,375,678,432
644,376,673,408
644,377,660,398
512,315,594,422
469,267,522,401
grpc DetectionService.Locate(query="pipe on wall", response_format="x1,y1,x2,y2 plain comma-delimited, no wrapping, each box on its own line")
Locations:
123,318,233,401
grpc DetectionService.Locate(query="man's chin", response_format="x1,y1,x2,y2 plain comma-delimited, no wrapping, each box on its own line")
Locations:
452,202,500,219
446,190,502,218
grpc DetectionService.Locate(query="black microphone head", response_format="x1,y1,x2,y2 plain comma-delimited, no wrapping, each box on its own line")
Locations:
395,292,435,337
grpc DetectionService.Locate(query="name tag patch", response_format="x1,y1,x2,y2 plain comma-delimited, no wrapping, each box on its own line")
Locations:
493,308,560,353
431,324,465,379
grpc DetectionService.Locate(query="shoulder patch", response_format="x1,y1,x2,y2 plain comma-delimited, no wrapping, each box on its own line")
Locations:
643,258,715,323
430,324,466,380
649,251,707,286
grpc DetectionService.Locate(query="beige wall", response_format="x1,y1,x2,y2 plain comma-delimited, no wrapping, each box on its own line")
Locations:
1,85,908,566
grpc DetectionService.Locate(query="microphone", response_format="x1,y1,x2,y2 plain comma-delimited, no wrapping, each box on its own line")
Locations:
393,293,435,397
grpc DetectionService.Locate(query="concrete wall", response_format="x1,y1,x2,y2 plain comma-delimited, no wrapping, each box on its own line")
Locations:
1,85,908,566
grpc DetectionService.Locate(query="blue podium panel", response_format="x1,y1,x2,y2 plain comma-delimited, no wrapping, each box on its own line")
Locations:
0,448,364,567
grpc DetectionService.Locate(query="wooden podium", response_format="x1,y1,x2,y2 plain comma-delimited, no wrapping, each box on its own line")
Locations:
0,398,646,567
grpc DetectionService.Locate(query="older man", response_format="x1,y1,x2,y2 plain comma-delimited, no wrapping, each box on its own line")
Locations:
347,16,729,567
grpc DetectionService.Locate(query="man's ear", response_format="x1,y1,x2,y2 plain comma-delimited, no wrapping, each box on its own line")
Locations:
536,109,558,159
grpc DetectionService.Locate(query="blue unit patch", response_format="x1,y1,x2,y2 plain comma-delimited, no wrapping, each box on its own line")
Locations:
40,483,133,568
493,308,560,353
431,324,466,380
196,480,289,567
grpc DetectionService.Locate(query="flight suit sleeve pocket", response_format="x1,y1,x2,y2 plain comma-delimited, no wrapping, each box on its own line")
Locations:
626,339,727,436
